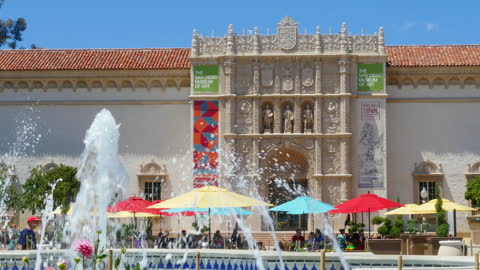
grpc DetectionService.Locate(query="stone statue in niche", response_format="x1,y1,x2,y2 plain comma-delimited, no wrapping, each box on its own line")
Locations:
283,105,294,133
302,104,314,133
326,100,339,133
262,105,274,133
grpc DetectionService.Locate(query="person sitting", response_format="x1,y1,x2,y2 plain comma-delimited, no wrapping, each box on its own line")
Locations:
307,232,315,250
178,230,191,249
337,229,347,250
313,228,324,251
291,229,305,251
212,230,223,248
230,228,240,249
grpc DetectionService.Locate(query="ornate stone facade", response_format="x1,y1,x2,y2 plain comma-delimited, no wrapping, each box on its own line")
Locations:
191,17,386,230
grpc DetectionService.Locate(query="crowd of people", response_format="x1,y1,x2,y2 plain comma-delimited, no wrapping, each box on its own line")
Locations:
152,227,245,249
287,228,365,251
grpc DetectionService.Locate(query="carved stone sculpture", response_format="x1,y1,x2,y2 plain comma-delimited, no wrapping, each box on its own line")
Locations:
262,105,274,133
303,104,314,133
283,105,294,133
326,100,338,133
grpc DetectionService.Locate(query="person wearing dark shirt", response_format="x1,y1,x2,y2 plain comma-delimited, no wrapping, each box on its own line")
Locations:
17,216,40,250
291,229,305,250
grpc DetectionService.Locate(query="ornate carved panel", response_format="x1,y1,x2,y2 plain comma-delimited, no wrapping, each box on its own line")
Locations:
235,63,253,95
235,99,254,134
281,64,294,93
323,139,340,174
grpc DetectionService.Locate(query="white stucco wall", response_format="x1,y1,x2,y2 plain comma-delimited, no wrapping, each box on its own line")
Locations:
0,85,194,230
387,84,480,232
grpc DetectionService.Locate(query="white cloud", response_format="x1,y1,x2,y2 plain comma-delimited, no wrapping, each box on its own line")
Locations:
426,23,439,32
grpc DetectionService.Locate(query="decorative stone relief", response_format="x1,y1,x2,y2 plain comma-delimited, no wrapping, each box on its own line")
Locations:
261,63,274,87
324,99,339,133
236,100,253,134
281,64,294,93
139,160,167,175
277,16,298,50
235,64,252,95
301,63,314,87
324,140,340,174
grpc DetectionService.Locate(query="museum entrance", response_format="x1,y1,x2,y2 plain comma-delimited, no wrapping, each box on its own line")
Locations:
262,148,310,231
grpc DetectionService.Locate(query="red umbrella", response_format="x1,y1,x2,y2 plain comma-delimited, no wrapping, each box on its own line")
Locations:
107,197,155,213
328,193,403,237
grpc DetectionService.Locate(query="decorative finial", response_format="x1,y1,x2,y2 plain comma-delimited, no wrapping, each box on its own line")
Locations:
315,26,321,53
340,22,348,54
253,26,260,55
191,29,198,57
227,24,235,56
378,26,385,54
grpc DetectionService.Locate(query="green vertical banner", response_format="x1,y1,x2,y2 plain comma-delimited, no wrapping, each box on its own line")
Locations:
357,63,384,92
193,65,219,93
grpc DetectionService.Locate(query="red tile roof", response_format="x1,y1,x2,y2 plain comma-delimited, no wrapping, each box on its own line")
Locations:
386,45,480,67
0,48,190,71
0,46,479,71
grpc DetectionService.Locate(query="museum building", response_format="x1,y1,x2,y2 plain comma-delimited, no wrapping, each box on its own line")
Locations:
1,17,480,238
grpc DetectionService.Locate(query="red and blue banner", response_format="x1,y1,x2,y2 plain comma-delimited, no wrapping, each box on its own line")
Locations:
193,100,219,188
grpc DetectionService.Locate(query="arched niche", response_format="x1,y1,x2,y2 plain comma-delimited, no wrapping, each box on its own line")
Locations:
412,161,444,203
42,161,59,172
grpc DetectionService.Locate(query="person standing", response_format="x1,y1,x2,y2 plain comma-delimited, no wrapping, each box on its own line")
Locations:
7,223,19,250
337,229,347,250
17,216,40,250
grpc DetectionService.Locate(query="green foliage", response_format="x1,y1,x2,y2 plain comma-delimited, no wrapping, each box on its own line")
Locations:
372,216,393,238
435,186,449,237
19,165,80,214
114,248,126,270
92,230,107,270
407,219,420,235
465,176,480,207
0,1,28,49
390,216,404,237
346,221,365,233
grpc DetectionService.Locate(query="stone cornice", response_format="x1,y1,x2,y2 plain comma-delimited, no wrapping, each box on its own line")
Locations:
190,93,387,99
0,100,189,106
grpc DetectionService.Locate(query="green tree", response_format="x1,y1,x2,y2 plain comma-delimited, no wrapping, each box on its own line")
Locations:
372,216,392,238
0,165,23,212
435,186,449,237
0,0,27,49
20,165,80,214
465,176,480,207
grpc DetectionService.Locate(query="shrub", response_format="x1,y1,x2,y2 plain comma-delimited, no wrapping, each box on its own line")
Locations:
407,219,420,235
346,221,365,234
372,216,392,238
390,216,404,237
435,186,449,237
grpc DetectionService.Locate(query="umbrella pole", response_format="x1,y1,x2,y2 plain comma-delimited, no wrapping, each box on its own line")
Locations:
208,208,211,247
454,209,457,237
368,209,371,238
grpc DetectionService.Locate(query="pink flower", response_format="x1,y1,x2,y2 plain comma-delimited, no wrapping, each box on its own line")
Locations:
73,239,94,258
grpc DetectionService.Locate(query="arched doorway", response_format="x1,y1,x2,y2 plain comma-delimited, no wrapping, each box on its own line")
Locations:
262,149,310,231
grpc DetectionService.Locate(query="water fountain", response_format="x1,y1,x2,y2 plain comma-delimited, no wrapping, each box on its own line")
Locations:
0,108,475,270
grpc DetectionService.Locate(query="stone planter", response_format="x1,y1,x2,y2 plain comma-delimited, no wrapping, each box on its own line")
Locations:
438,240,463,256
367,239,402,255
408,235,431,255
427,237,463,255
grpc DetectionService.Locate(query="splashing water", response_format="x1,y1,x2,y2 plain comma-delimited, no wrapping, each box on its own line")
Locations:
65,109,129,249
35,179,62,270
322,214,350,270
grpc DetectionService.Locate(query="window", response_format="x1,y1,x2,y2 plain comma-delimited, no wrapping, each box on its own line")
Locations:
418,181,437,203
144,182,161,201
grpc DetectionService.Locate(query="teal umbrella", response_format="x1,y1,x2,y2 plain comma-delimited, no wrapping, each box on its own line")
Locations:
161,207,252,216
269,196,335,214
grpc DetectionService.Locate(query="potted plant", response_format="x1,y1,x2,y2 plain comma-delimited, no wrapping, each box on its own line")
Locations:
367,216,402,254
427,187,462,255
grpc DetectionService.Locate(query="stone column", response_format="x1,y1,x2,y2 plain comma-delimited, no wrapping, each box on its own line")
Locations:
224,60,235,134
315,61,322,94
338,59,349,94
274,58,280,94
253,98,259,134
295,59,301,94
314,99,321,134
273,98,281,133
294,98,301,133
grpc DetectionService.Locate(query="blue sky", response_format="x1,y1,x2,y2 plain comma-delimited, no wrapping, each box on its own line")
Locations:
1,0,479,49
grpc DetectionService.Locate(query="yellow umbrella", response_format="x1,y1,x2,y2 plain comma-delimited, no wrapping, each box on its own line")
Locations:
385,204,421,215
148,185,273,209
412,199,475,213
53,206,74,215
148,185,272,244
